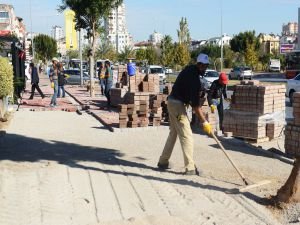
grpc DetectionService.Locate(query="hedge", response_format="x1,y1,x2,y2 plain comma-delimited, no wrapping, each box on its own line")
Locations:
0,57,13,98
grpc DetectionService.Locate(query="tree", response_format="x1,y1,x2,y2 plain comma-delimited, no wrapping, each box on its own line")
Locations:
173,43,190,68
244,41,258,69
59,0,123,97
230,31,260,54
118,46,134,63
135,48,147,62
33,34,57,63
177,17,190,45
160,35,174,67
66,50,79,59
145,45,158,65
275,158,300,203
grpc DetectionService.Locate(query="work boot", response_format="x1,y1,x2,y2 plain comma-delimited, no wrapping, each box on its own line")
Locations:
157,162,171,170
183,166,201,176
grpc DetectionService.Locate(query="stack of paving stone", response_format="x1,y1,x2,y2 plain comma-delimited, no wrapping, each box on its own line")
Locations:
149,94,163,126
223,81,286,142
285,92,300,156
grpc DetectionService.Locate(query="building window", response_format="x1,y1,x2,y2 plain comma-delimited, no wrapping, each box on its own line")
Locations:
0,11,9,18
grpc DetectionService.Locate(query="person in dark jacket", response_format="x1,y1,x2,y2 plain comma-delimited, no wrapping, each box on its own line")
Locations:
207,72,229,132
104,60,113,107
29,62,45,99
57,62,66,98
157,53,212,175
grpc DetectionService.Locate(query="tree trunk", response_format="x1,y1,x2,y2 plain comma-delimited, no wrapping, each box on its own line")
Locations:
276,157,300,203
89,22,97,98
0,96,8,122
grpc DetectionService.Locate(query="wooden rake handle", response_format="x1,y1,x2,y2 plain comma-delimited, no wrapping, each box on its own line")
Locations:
211,133,249,185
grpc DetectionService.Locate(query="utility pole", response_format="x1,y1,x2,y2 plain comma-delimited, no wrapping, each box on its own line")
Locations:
29,0,34,61
220,0,223,71
116,6,119,53
79,29,83,86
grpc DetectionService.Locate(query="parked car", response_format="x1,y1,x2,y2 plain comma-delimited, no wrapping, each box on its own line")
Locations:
63,69,90,85
164,67,173,74
203,69,219,88
229,66,253,80
286,73,300,104
144,65,166,84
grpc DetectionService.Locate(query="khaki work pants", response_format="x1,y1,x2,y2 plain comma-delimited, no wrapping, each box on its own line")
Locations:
158,98,195,171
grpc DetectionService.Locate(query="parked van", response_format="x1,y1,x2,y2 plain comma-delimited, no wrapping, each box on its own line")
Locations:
268,59,280,72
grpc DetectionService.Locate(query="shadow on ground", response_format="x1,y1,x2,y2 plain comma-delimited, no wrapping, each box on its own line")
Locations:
0,132,272,205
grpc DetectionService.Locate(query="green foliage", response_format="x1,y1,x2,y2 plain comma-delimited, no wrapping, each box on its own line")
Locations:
0,57,13,98
33,34,57,62
145,45,158,65
66,50,79,59
174,43,190,67
117,46,134,63
160,35,174,66
95,41,117,61
135,48,147,62
59,0,123,38
230,30,260,54
244,41,258,69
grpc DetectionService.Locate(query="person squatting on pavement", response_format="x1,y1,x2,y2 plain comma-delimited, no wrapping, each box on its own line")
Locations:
207,72,229,132
157,53,213,175
29,62,45,99
104,60,113,107
49,57,59,107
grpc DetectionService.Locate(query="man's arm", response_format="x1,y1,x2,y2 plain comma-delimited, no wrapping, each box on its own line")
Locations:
193,105,212,135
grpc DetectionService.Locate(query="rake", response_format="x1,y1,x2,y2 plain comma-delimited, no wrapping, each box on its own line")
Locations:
211,132,271,192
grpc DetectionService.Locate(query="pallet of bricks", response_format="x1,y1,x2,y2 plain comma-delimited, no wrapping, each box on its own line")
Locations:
285,92,300,157
112,66,170,128
223,80,286,143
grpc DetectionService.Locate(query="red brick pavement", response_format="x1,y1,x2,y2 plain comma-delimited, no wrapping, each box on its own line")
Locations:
20,73,119,130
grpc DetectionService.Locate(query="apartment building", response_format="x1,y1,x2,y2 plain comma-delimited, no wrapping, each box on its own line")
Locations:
104,3,132,53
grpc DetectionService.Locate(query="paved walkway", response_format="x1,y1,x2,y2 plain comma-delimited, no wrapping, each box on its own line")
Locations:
0,74,293,225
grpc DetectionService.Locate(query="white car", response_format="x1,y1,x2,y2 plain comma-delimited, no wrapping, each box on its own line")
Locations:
203,69,219,88
229,66,253,80
146,65,166,83
286,73,300,104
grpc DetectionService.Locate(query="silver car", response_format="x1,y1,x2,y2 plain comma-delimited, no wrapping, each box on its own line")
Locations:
229,66,253,80
64,69,90,85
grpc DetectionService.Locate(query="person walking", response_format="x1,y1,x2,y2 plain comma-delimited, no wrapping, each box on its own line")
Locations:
104,60,113,107
97,61,105,95
49,57,59,107
57,62,66,98
157,53,212,175
29,62,45,99
207,72,229,132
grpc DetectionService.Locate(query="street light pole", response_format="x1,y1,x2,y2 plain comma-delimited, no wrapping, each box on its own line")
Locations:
29,0,34,61
220,0,223,71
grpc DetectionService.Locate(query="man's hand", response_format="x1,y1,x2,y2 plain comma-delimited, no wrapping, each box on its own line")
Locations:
210,105,216,113
203,121,212,135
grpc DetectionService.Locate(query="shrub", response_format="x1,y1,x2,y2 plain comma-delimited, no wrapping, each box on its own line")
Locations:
0,57,13,98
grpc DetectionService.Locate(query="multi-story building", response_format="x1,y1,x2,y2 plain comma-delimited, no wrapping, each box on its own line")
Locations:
258,33,280,55
51,25,64,41
104,3,132,53
149,31,163,45
282,22,298,36
206,34,232,47
0,4,25,40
